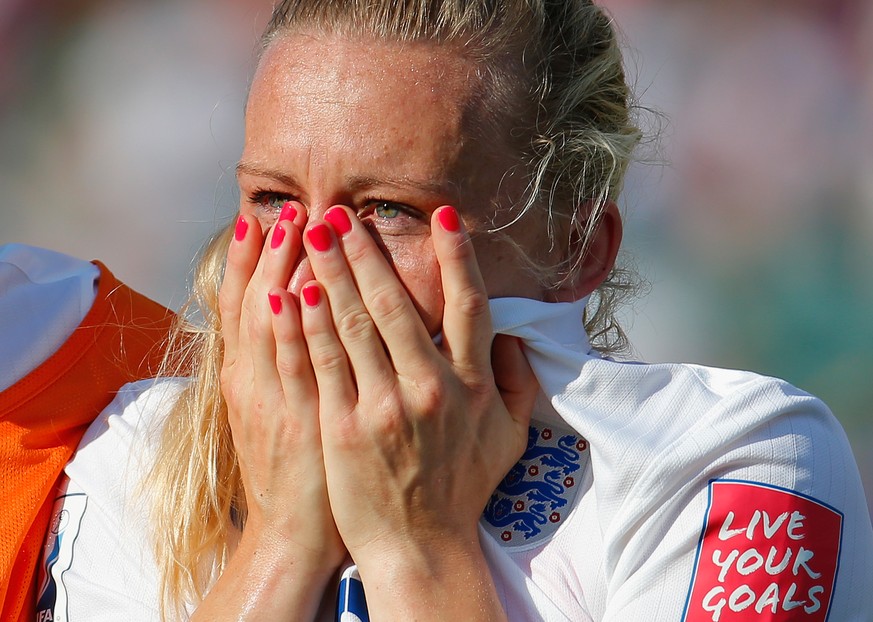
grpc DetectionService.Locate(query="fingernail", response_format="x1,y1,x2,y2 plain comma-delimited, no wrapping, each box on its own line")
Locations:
324,207,352,236
302,284,320,306
279,202,297,223
271,223,286,249
234,216,248,241
307,223,332,252
437,206,460,232
268,292,282,315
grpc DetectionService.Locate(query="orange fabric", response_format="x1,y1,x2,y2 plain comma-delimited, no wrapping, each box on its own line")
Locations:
0,262,175,622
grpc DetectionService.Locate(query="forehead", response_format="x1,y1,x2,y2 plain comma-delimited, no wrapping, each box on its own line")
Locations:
244,31,483,186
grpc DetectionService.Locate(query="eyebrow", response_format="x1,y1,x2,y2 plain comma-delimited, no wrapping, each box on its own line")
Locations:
346,174,452,196
236,162,300,188
236,161,454,197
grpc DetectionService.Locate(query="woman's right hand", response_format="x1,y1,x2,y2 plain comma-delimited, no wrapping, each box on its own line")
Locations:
193,204,344,621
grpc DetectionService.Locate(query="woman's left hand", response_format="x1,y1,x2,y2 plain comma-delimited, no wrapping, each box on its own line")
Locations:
298,205,539,619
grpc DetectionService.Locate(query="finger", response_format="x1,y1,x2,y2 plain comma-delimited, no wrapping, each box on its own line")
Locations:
491,334,538,427
303,214,397,391
299,281,358,421
244,204,306,386
431,206,493,372
219,214,264,368
260,202,305,296
322,206,436,376
267,287,318,412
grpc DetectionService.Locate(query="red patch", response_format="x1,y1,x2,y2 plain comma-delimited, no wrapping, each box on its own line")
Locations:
683,480,842,622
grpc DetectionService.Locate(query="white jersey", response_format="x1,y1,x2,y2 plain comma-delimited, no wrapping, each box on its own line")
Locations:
38,298,873,621
482,298,873,622
0,244,98,392
35,380,185,622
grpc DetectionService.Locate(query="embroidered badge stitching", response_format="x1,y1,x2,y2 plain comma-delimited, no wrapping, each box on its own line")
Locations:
482,424,587,546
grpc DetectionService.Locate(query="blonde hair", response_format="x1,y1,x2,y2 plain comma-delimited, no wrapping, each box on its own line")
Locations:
150,0,642,614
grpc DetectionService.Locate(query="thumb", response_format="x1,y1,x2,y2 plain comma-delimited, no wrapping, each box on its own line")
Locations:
491,333,538,427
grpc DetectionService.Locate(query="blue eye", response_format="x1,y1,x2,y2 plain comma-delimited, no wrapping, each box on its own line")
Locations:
248,189,292,213
262,194,288,210
374,201,403,219
265,195,286,209
359,200,427,236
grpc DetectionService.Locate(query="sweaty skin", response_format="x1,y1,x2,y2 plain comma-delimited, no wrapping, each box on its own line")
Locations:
236,32,552,334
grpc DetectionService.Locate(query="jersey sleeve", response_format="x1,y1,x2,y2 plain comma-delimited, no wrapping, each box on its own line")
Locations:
599,376,873,622
0,244,99,392
35,378,186,621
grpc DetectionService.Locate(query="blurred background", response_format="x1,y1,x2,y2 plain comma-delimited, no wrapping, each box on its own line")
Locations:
1,0,870,517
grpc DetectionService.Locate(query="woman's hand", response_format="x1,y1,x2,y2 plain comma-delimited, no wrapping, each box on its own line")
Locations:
299,205,539,619
195,204,344,621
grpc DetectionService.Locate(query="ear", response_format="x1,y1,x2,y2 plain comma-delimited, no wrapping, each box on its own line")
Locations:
549,200,623,303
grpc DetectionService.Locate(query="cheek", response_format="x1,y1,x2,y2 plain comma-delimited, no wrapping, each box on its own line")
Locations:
383,240,444,336
472,230,549,300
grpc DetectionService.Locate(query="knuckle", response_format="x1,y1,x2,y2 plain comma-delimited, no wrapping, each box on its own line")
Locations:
366,379,401,413
376,408,410,439
363,397,409,441
336,308,376,343
218,287,240,322
416,378,445,417
222,253,244,279
315,255,347,283
244,304,271,342
452,358,496,396
367,285,408,323
275,350,309,378
219,364,233,387
456,286,489,319
219,357,237,386
466,376,496,402
272,312,301,344
329,410,363,447
220,369,242,410
341,238,369,267
308,342,347,373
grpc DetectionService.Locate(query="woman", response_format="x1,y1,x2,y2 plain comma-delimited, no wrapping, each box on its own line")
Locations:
39,0,873,620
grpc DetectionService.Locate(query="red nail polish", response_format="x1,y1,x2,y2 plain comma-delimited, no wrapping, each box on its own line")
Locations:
324,207,352,236
307,224,332,252
268,293,282,315
279,202,297,223
437,206,460,232
234,216,248,241
302,284,321,307
271,223,286,249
